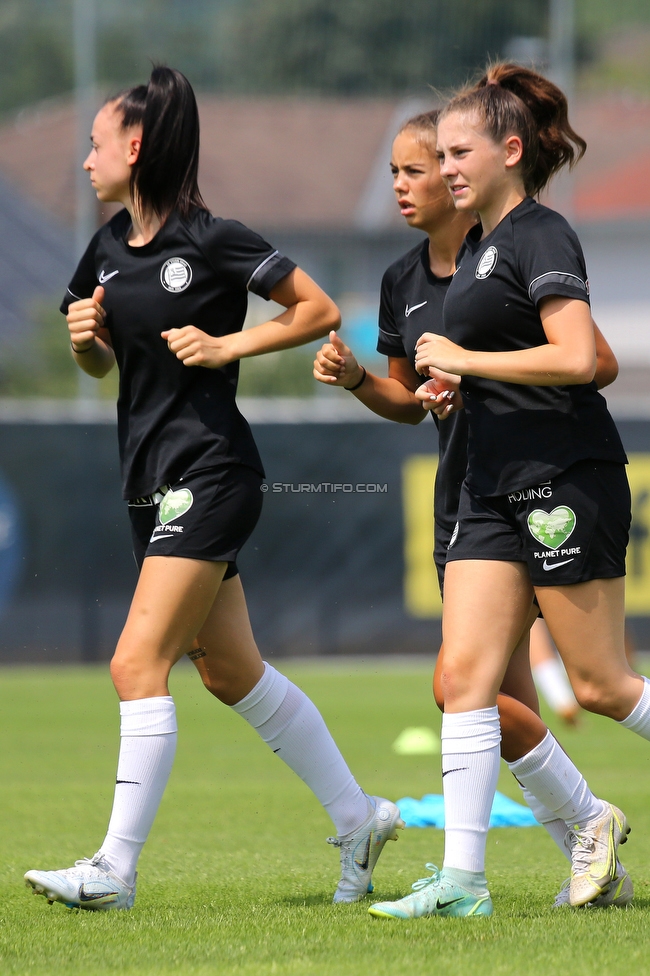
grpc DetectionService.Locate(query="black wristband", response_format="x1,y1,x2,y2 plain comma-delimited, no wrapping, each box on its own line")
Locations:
345,366,367,392
71,341,93,354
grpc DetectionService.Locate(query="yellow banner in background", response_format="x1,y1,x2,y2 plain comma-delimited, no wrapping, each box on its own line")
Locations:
625,454,650,613
403,452,650,619
403,455,442,618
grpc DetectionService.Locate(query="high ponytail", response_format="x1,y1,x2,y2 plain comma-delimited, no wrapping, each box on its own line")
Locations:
439,63,586,196
110,66,207,221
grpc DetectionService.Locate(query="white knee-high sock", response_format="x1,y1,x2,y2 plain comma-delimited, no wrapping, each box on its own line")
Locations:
99,697,177,886
619,676,650,739
231,663,370,837
507,731,605,828
518,785,571,861
441,707,501,874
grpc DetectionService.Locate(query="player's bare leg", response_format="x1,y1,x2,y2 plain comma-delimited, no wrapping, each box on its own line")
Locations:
374,561,630,917
188,573,402,902
25,555,228,910
536,578,642,721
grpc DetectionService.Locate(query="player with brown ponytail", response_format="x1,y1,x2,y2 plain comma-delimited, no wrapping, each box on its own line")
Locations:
370,64,645,920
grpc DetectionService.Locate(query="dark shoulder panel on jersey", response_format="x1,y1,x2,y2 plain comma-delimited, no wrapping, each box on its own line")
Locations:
60,207,297,499
444,197,626,497
376,237,468,531
185,211,295,300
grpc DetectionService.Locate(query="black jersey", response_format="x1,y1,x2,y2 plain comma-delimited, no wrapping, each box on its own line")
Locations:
61,208,295,499
444,197,626,497
377,238,468,531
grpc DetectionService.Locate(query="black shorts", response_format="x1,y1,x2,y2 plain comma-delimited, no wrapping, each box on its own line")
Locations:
128,464,263,577
434,519,454,597
445,460,630,586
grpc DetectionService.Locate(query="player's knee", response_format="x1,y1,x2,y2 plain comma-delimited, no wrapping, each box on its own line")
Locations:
109,645,158,696
572,681,620,718
199,669,230,702
110,650,139,690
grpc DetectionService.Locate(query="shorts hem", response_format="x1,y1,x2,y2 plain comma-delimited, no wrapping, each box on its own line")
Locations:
144,547,239,564
532,570,625,587
445,550,526,564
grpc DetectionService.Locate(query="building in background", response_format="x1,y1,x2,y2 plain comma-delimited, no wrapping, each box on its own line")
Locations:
0,92,649,408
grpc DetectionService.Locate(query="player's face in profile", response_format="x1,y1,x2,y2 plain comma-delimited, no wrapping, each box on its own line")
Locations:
436,111,517,215
83,102,141,205
390,130,455,231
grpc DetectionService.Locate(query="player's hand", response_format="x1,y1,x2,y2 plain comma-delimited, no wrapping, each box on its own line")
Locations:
161,326,233,368
67,285,106,352
414,332,468,376
313,331,364,388
415,378,464,419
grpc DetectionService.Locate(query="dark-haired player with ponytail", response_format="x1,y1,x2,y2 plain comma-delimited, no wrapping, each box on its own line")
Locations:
369,62,647,920
24,67,403,912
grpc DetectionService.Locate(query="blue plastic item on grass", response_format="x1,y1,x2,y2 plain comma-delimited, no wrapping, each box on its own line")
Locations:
396,791,539,829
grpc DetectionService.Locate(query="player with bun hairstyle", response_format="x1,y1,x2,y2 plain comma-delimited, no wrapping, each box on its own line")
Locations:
315,108,631,911
24,66,403,912
368,63,647,920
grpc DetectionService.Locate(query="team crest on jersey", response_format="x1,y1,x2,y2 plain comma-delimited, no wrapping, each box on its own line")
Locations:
475,246,498,279
160,257,192,293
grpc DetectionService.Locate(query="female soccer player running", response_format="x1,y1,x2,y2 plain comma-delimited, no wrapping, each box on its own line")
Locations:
24,67,402,912
314,107,632,912
367,63,648,919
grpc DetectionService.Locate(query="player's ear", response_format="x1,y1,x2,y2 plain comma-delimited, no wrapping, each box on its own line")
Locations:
127,135,142,167
504,135,524,169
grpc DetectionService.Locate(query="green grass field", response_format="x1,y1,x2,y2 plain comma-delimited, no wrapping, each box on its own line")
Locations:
1,660,650,976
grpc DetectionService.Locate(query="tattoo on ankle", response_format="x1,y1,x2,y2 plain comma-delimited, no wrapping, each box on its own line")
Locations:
188,648,207,661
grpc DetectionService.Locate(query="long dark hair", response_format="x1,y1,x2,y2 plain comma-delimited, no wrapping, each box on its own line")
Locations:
110,66,207,221
440,63,586,196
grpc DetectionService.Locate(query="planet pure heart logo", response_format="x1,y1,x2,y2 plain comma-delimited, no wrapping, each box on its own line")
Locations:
159,488,194,525
527,506,576,549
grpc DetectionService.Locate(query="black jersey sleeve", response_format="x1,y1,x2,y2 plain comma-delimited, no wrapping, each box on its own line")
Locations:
376,267,407,357
514,208,590,309
59,229,102,313
194,215,296,300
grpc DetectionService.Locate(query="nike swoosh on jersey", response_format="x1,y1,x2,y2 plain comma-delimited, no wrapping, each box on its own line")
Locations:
542,558,575,571
405,301,428,317
98,269,119,283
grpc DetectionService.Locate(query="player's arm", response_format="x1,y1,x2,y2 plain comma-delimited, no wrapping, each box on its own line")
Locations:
162,269,339,368
414,297,596,386
593,322,618,389
67,285,115,378
313,331,426,424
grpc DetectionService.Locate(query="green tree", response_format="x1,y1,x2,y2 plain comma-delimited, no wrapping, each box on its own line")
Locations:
222,0,548,95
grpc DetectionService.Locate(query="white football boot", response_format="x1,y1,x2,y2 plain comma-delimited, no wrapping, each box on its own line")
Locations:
568,804,630,906
25,853,136,910
327,796,404,903
553,860,634,908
